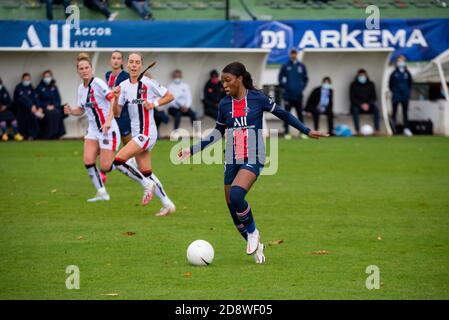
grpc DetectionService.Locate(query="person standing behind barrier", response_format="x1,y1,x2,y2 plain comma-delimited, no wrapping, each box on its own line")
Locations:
278,48,309,139
305,77,334,136
202,69,226,120
14,73,41,140
168,70,197,131
83,0,118,21
36,70,66,139
42,0,70,20
389,55,413,137
350,69,380,136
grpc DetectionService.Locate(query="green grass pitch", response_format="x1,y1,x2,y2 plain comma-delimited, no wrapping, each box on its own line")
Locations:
0,137,448,299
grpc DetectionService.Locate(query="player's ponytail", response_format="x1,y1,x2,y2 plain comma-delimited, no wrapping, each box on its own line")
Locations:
222,62,257,90
77,52,92,67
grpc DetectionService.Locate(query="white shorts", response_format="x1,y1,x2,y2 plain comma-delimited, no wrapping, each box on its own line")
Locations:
85,120,121,151
132,133,156,151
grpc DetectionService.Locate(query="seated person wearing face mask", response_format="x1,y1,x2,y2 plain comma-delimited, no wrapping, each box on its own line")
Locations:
14,73,41,140
305,76,334,135
36,70,66,139
0,78,24,141
350,69,380,135
167,69,197,131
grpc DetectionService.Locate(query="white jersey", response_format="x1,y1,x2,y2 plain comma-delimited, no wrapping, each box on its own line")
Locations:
77,77,114,132
118,76,168,138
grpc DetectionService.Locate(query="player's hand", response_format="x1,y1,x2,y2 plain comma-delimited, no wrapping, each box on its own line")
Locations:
113,86,121,98
144,101,155,110
178,148,191,161
63,104,72,115
308,130,329,139
102,120,111,134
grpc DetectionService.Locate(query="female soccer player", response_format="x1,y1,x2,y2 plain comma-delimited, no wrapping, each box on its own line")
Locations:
101,51,130,184
179,62,328,264
112,53,176,216
64,53,121,202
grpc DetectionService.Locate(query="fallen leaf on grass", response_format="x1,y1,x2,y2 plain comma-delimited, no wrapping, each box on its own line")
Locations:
76,236,84,240
377,236,382,241
51,189,57,193
183,272,192,278
101,293,119,297
35,201,48,206
309,250,330,255
122,231,136,237
267,240,284,246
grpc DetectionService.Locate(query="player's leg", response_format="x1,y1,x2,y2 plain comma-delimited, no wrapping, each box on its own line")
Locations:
136,151,176,216
230,168,265,263
84,138,109,202
114,139,155,205
225,184,248,240
230,169,258,252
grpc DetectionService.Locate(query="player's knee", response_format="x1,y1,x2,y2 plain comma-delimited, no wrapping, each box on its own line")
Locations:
84,163,95,169
229,186,247,206
100,161,113,173
113,157,126,167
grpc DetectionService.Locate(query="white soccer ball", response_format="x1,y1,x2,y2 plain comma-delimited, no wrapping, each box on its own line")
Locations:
360,124,374,136
186,240,214,266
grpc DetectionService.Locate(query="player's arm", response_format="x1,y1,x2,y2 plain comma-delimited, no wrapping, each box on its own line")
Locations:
112,86,123,117
266,96,328,139
102,92,116,134
178,123,226,160
64,105,84,116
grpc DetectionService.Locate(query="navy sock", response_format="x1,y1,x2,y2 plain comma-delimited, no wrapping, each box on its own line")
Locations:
227,202,247,240
229,186,256,234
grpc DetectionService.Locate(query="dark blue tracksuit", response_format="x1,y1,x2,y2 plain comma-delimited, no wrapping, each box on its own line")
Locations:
14,83,40,139
0,86,18,135
105,70,131,137
36,80,66,139
389,67,412,130
278,60,308,133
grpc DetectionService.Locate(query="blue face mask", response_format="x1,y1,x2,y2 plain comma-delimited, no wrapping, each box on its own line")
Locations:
173,78,182,84
22,80,31,87
397,61,406,68
322,83,331,90
358,75,367,84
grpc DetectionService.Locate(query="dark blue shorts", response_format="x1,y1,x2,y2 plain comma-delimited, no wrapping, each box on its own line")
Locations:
115,106,131,137
224,160,264,185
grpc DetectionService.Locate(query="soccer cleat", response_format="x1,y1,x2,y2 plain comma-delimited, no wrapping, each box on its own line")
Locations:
2,133,8,141
100,171,107,185
284,133,292,140
404,128,413,137
142,180,155,206
14,133,24,141
155,204,176,217
246,229,260,255
254,243,266,264
87,191,110,202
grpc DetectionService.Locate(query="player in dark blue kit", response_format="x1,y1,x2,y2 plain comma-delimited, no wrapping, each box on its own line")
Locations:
102,50,130,183
179,62,328,264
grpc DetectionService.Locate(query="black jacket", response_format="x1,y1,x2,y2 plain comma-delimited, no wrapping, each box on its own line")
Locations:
202,79,225,110
350,77,377,107
305,86,333,113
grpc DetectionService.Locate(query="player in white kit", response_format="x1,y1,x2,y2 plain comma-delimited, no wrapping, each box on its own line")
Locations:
112,53,176,216
63,53,120,201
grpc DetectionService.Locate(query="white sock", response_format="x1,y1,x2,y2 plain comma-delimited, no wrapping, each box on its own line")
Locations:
114,159,150,188
148,172,173,207
85,164,104,190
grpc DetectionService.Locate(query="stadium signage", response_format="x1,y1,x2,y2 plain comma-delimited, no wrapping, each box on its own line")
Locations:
1,19,448,63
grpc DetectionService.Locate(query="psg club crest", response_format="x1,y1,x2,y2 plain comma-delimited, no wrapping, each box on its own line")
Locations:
138,135,145,142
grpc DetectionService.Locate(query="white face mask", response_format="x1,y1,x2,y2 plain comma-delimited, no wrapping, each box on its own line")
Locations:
358,75,367,84
322,83,331,90
22,80,31,87
397,61,406,68
173,78,182,84
43,76,52,85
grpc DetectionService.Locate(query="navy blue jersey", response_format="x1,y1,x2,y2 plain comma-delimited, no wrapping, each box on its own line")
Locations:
192,89,311,163
105,70,129,89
